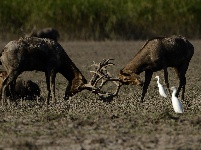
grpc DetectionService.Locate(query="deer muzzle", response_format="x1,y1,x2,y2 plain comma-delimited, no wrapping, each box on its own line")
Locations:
118,72,143,86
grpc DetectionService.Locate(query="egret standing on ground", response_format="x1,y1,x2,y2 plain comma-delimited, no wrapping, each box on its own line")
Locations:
170,86,184,113
155,76,167,98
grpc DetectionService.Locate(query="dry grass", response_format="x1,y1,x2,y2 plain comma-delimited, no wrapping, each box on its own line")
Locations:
0,40,200,149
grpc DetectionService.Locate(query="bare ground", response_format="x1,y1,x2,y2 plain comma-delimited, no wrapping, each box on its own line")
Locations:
0,40,200,150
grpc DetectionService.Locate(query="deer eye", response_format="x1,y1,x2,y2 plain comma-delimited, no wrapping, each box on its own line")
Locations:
120,71,131,76
123,72,130,76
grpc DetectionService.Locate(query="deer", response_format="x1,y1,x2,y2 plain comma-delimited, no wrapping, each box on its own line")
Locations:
0,37,121,106
0,70,40,100
28,27,60,42
118,35,194,103
0,37,87,106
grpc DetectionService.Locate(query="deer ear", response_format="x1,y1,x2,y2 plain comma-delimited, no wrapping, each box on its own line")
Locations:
124,73,131,76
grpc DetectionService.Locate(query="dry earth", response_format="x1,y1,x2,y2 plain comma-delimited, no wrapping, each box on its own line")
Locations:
0,40,200,150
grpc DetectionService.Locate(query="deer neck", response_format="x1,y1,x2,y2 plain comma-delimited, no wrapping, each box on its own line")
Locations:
122,51,150,75
61,59,86,85
62,63,81,80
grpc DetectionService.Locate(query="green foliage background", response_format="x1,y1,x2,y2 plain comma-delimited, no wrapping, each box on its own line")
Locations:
0,0,201,40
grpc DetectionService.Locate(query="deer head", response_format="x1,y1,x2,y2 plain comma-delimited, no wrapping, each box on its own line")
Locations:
118,70,143,86
0,71,8,80
0,71,8,86
70,73,87,95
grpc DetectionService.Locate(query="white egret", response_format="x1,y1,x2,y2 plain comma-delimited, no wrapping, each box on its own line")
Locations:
170,86,184,113
155,76,167,98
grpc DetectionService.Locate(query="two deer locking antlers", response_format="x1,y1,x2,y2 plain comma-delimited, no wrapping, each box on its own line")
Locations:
0,35,194,106
82,59,122,100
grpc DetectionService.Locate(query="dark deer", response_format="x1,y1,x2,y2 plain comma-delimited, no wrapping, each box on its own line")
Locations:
28,27,60,42
0,37,87,106
119,35,194,102
0,71,40,99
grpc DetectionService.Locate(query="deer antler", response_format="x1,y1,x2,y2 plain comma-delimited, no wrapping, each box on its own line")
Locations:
82,59,122,101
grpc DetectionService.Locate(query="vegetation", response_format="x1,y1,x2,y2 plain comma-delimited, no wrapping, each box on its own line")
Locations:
0,0,201,40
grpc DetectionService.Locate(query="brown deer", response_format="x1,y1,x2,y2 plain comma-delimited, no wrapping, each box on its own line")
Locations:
119,35,194,102
28,27,60,42
0,70,40,100
0,37,87,106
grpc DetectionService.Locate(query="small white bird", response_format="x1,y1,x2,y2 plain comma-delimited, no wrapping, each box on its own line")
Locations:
170,86,184,113
155,76,167,98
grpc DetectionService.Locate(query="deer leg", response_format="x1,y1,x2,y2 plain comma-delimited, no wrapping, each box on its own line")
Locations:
64,81,72,100
181,81,186,100
177,75,186,100
175,64,188,100
1,70,19,106
163,67,171,95
178,70,188,100
174,67,181,98
45,71,51,105
50,71,56,104
9,80,18,106
2,78,9,106
9,80,16,99
141,71,153,103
